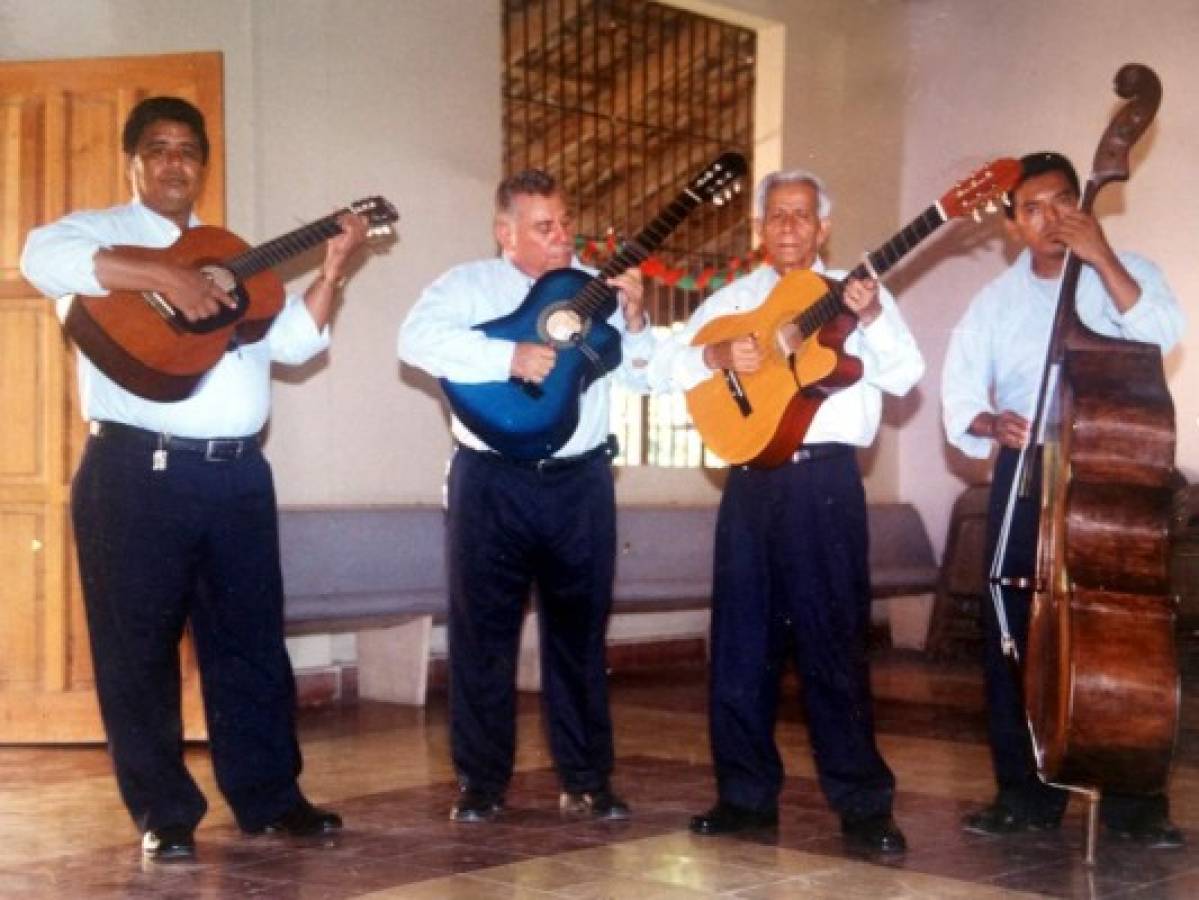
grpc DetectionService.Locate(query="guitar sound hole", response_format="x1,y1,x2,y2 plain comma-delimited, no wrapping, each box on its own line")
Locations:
201,264,238,297
544,307,584,344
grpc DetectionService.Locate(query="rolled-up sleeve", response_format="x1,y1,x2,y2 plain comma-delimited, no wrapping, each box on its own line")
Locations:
646,279,749,394
941,294,995,459
21,215,112,298
398,267,515,383
268,295,331,365
855,287,925,397
1099,253,1186,352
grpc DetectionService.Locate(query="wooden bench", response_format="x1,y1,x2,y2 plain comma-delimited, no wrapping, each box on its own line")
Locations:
279,501,939,704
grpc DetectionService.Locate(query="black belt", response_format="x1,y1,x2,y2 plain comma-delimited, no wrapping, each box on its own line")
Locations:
89,420,257,462
738,443,852,470
788,442,851,463
463,435,617,473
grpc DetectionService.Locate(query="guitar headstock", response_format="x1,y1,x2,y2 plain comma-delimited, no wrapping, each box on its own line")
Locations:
939,158,1022,221
350,196,400,239
689,152,748,207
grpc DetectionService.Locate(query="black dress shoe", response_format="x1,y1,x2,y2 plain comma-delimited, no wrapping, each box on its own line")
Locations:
560,787,631,820
962,801,1061,836
450,788,503,822
689,802,778,835
254,798,343,836
141,825,196,861
1108,817,1185,850
842,814,907,854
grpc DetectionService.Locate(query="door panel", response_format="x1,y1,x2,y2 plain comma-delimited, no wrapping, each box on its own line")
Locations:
0,52,222,742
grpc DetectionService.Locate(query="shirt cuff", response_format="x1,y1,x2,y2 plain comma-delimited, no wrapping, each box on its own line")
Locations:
858,308,903,355
676,344,714,391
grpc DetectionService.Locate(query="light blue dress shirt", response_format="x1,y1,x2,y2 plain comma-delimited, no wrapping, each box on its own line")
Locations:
646,260,925,448
942,248,1185,459
398,254,656,456
21,201,329,438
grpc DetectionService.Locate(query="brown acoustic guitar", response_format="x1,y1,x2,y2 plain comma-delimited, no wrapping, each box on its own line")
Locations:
685,159,1020,467
64,196,397,402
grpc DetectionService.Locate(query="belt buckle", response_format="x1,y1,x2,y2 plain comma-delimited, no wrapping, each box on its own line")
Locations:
205,439,243,462
791,447,813,463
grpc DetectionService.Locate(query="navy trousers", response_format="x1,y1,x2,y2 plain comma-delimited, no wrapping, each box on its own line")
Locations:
708,448,895,820
446,446,617,798
983,447,1168,827
72,431,303,833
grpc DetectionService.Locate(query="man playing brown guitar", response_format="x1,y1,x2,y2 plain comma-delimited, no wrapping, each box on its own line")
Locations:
647,169,923,853
20,97,369,861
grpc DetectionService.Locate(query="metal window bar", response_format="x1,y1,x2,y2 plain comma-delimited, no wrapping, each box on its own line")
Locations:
503,0,755,467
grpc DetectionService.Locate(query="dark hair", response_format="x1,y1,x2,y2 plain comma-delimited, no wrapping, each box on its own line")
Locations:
122,96,210,164
495,169,558,214
1004,151,1080,218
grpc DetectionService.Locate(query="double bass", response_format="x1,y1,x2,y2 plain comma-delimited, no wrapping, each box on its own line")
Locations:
989,64,1179,865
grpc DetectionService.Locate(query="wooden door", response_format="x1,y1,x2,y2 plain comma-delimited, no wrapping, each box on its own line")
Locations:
0,52,223,742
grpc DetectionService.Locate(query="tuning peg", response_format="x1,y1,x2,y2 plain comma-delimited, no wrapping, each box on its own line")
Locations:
712,195,725,207
733,183,742,193
971,209,982,223
985,199,997,213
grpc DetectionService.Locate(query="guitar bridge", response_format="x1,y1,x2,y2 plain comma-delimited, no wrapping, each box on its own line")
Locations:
723,370,752,417
574,336,604,373
142,290,177,320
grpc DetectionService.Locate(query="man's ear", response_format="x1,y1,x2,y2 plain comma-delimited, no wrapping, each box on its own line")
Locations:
1002,216,1021,244
124,154,140,197
494,214,513,252
817,217,831,246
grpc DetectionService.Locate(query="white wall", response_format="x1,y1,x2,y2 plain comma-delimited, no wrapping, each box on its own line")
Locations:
2,0,913,508
896,0,1199,551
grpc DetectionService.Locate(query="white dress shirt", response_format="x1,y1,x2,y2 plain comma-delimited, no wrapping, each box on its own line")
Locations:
942,248,1185,459
398,255,656,456
646,261,925,447
21,201,329,438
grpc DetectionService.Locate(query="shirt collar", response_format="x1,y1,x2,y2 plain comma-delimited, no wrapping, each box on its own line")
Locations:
130,199,202,238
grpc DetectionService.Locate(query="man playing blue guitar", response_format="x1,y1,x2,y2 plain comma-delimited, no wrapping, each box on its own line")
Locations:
648,169,924,853
398,169,652,822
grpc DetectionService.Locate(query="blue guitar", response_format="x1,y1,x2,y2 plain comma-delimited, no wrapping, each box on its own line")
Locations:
440,152,747,460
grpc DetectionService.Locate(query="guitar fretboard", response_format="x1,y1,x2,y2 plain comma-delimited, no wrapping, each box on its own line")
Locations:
569,191,702,321
793,204,946,339
225,213,347,281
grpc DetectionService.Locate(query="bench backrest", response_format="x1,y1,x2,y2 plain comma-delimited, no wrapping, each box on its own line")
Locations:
278,506,446,597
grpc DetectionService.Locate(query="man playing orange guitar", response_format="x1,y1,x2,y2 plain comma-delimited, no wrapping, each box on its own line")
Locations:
21,97,368,861
648,169,923,852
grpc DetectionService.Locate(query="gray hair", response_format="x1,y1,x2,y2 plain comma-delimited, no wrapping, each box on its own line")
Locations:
495,169,559,215
754,169,832,219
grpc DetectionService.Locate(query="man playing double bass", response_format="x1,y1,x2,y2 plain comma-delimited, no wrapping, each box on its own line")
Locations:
942,151,1186,848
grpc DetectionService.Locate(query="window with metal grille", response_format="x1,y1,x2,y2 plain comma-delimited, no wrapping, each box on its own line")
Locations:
503,0,755,466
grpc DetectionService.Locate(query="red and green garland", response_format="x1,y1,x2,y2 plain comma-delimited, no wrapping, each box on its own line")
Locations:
574,233,767,293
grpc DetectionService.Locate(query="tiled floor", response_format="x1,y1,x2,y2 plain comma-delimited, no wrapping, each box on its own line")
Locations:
2,652,1198,898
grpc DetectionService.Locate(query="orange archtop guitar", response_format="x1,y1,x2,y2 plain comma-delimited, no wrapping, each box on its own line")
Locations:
686,159,1021,467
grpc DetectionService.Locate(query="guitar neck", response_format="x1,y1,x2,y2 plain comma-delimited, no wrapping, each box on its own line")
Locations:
225,211,347,280
796,203,947,338
571,191,702,321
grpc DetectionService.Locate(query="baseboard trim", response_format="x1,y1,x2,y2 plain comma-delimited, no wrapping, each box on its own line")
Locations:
294,637,707,707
